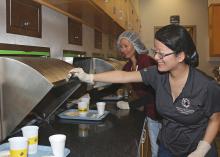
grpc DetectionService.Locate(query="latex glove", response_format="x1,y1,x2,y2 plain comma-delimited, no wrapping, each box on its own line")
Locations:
65,73,72,81
116,101,130,109
187,140,211,157
69,68,94,84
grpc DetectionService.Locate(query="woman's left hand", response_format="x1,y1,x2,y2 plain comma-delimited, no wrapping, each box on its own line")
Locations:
116,101,130,109
187,140,211,157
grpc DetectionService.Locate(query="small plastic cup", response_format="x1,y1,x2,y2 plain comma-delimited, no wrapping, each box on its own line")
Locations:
8,137,28,157
49,134,66,157
78,101,88,116
21,125,39,154
79,97,90,111
96,102,106,115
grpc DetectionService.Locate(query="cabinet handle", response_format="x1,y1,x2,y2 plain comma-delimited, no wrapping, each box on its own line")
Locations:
113,6,116,14
127,23,132,30
23,21,30,27
141,128,146,144
119,10,124,20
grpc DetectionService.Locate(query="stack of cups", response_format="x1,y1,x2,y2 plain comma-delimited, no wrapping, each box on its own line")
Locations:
49,134,66,157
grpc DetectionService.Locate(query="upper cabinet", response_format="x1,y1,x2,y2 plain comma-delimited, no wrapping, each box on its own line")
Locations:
91,0,114,19
68,18,82,46
113,0,128,29
6,0,42,38
126,1,140,33
90,0,128,29
92,0,140,32
94,29,102,49
33,0,140,34
209,4,220,56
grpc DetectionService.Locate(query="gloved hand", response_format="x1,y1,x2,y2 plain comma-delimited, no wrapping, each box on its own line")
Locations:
69,68,94,84
116,101,130,109
187,140,211,157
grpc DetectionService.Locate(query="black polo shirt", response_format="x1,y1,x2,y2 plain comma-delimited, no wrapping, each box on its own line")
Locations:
140,65,220,156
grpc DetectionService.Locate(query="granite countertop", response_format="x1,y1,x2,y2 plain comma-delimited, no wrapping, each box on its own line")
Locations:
38,102,146,157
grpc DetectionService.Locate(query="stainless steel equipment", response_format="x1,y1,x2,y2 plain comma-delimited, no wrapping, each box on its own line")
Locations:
0,57,81,141
73,57,126,88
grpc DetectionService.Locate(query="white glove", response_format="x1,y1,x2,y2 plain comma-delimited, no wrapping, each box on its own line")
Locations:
187,140,211,157
65,73,72,81
69,68,94,84
116,101,130,109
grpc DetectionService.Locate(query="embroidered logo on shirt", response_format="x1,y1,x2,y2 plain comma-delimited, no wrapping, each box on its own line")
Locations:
181,98,190,108
176,98,195,115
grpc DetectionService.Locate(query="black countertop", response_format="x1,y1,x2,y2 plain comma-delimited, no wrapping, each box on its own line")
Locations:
5,102,146,157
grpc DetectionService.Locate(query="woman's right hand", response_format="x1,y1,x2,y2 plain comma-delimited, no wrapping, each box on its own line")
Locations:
69,68,94,84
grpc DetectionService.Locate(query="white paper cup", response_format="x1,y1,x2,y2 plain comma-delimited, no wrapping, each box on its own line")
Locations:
96,102,106,115
49,134,66,157
78,101,88,116
21,125,39,154
8,137,28,157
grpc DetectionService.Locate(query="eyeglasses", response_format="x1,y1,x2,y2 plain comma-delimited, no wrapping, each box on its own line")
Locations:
149,49,176,59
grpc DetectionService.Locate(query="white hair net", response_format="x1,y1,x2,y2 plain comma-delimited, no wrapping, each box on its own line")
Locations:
117,31,148,54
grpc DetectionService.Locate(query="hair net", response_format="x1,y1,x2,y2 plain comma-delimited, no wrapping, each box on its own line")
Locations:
117,31,148,54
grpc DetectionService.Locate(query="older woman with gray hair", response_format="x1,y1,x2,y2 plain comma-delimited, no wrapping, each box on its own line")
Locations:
117,31,161,157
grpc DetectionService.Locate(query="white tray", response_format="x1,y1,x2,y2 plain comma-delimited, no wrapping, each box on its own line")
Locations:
0,143,70,157
58,109,109,121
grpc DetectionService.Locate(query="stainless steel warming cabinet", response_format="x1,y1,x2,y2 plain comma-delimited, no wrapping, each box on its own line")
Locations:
0,56,125,142
0,57,81,141
73,57,126,88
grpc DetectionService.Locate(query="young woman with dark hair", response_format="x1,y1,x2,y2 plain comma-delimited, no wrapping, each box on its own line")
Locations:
70,24,220,157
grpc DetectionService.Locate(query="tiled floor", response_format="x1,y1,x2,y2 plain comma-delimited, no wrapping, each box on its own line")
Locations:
216,133,220,155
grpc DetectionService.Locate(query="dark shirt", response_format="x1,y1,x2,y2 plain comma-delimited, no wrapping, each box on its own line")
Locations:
140,65,220,156
123,54,158,119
